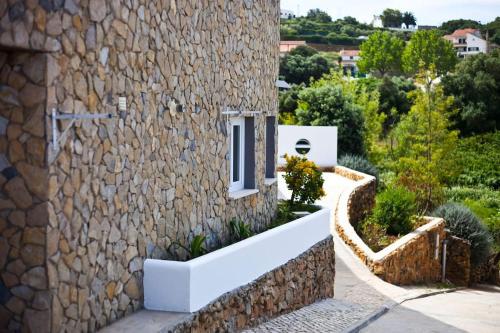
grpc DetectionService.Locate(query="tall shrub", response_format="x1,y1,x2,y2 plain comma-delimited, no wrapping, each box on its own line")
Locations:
372,186,417,235
283,154,325,206
433,203,492,265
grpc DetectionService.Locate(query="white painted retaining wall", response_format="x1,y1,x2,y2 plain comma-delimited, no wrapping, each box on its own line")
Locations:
278,125,338,167
144,208,331,312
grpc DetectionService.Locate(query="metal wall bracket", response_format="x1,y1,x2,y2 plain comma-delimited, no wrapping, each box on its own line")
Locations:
51,108,113,152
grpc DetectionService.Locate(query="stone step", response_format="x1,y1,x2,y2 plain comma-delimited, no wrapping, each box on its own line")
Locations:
97,310,190,333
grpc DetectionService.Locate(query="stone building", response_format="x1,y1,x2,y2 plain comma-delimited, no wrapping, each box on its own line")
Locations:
0,0,280,331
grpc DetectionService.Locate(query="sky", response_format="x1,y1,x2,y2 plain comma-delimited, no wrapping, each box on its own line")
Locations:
280,0,500,26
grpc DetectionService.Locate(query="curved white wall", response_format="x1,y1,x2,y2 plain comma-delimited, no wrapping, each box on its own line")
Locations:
278,125,338,167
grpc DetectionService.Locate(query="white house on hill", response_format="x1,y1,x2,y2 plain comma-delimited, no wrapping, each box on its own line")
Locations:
444,29,488,58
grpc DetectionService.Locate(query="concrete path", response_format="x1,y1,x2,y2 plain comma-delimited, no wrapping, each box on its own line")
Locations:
361,285,500,333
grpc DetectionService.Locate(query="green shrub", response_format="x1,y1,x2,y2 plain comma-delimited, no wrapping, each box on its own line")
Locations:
372,186,417,235
338,154,379,180
450,132,500,189
229,219,253,242
444,187,500,251
283,154,325,206
433,203,492,265
358,218,392,252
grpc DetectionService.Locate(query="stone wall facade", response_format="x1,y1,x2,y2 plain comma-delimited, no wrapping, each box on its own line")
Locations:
0,51,50,332
1,0,280,331
445,235,471,287
171,237,335,333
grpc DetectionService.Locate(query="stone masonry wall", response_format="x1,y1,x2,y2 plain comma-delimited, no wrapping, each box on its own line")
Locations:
370,222,445,285
334,166,376,230
1,0,280,331
171,237,335,333
335,166,446,285
446,235,471,286
0,51,50,332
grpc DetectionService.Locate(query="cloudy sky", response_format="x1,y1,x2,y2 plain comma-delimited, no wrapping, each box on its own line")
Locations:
280,0,500,26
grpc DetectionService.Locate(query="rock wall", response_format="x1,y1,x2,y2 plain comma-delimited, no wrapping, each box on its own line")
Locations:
0,51,50,332
446,235,471,286
335,166,446,285
335,167,376,230
370,221,445,285
171,237,335,333
1,0,280,331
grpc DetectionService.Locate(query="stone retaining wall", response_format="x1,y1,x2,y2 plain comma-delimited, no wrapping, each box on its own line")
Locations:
170,237,335,333
335,167,446,285
446,235,471,286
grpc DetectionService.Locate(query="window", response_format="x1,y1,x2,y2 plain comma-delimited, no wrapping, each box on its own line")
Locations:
230,118,245,192
265,116,276,179
229,117,256,194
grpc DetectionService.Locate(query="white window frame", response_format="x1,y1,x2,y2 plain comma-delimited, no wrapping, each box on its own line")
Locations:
229,117,245,192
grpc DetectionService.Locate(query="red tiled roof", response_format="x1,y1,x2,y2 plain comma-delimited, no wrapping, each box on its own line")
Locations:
449,28,479,37
339,49,360,57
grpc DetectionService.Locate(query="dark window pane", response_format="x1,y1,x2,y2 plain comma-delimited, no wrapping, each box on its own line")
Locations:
233,125,240,182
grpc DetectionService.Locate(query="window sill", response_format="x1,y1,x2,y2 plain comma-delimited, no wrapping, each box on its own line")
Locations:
264,178,277,186
228,189,259,200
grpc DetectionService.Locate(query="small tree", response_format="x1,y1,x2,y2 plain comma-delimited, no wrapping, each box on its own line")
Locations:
402,30,457,76
358,31,405,76
393,70,459,211
402,12,417,27
283,154,325,206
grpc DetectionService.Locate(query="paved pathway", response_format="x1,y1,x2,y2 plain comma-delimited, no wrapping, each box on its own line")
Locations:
247,173,395,332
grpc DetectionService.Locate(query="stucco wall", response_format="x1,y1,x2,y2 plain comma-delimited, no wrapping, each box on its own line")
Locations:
0,0,280,331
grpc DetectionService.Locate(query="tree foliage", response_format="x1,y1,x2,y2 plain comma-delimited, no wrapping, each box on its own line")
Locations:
358,31,405,76
296,82,365,156
439,19,481,34
402,30,457,76
402,12,417,27
393,72,459,211
279,52,334,85
377,76,416,133
380,8,403,28
442,50,500,135
306,9,332,23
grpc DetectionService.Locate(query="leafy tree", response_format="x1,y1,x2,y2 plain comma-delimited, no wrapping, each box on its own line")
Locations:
377,76,416,133
296,84,365,156
306,9,332,23
380,8,403,28
440,19,481,34
402,12,416,27
279,53,334,85
393,71,459,211
358,31,405,76
289,45,318,57
442,50,500,135
484,17,500,44
402,30,457,76
278,84,304,124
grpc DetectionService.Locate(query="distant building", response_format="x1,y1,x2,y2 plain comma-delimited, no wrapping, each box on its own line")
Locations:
418,25,438,30
371,15,383,28
281,9,296,20
339,49,361,75
280,41,307,56
444,28,488,58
